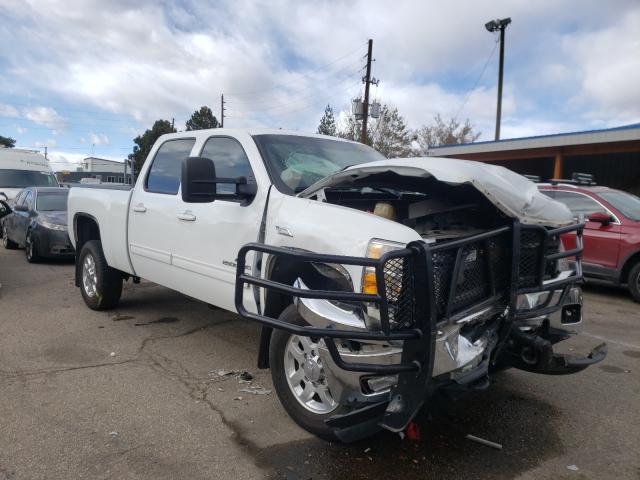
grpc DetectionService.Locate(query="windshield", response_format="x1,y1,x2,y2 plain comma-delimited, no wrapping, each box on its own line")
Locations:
0,169,59,188
599,190,640,221
253,134,385,194
37,192,69,211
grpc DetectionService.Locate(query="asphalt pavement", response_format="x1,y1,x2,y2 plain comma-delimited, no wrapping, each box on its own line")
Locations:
1,246,638,479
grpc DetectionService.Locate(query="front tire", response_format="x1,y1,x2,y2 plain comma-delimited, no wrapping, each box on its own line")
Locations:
628,262,640,303
25,231,41,263
2,225,18,249
78,240,123,310
269,304,349,440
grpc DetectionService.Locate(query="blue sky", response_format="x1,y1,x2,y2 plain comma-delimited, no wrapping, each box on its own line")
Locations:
1,0,639,171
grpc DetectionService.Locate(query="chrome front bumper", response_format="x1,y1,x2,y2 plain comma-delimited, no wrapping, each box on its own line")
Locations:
297,282,584,402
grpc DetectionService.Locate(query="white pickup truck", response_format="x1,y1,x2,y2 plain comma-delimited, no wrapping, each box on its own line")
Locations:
68,129,606,441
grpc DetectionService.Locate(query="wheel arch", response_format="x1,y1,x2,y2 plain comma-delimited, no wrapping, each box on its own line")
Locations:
73,213,102,287
620,250,640,285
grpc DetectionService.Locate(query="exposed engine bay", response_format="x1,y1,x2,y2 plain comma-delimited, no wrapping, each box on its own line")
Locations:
307,172,511,242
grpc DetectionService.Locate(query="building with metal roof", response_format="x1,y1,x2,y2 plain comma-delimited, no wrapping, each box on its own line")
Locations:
428,123,640,194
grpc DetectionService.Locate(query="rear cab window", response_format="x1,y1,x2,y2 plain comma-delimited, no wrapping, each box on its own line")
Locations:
145,138,196,195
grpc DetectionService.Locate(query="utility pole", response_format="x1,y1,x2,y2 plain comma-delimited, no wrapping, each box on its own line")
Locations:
44,146,47,160
220,94,225,128
485,18,511,141
171,117,175,130
360,39,373,144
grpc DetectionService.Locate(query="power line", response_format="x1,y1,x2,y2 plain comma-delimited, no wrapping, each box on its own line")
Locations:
225,44,365,97
452,36,499,122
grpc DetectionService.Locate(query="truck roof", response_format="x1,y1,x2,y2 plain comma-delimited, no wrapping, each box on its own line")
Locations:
0,147,52,172
156,128,359,144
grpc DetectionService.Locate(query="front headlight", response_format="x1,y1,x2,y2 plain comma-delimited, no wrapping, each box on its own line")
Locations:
40,220,67,231
361,239,404,295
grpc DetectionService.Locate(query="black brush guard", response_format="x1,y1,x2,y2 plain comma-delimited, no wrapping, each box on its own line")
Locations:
235,220,586,433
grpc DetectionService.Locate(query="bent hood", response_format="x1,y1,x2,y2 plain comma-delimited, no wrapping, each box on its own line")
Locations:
300,157,574,227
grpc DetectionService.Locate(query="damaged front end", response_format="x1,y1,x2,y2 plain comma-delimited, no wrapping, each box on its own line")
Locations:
235,218,606,441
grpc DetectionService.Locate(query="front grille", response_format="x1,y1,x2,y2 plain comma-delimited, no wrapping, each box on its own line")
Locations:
383,232,511,327
380,227,559,330
383,256,417,330
519,230,560,287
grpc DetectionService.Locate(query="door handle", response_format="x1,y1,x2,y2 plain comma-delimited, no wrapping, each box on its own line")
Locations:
133,203,147,213
177,211,196,221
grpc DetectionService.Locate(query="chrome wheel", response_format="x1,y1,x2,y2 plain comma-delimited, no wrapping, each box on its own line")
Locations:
284,335,337,414
82,253,98,298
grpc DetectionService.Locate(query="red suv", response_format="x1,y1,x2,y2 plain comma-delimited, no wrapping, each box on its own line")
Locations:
538,180,640,302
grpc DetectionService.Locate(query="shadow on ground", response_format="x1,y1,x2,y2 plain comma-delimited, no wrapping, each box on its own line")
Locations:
258,373,563,480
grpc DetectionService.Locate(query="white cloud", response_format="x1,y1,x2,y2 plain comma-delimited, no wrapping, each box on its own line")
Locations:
46,151,86,172
16,126,26,134
89,132,109,145
0,0,638,140
22,106,66,132
0,103,20,117
34,138,56,147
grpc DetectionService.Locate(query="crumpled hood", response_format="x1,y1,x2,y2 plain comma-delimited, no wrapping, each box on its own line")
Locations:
300,157,574,227
39,211,67,226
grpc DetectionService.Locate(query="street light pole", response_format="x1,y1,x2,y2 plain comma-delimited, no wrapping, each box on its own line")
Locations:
485,17,511,141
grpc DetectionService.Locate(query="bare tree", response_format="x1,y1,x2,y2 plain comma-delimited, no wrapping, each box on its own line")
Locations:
415,114,480,155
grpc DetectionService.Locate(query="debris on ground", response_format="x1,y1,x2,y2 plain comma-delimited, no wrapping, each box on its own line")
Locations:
566,465,579,471
109,352,116,357
239,371,253,381
234,396,243,401
239,387,271,395
405,421,421,441
363,447,371,453
465,434,503,450
212,369,234,377
111,314,134,322
109,431,118,437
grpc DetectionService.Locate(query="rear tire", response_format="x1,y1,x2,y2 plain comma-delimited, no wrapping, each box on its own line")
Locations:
269,304,349,441
628,262,640,303
25,231,41,263
2,225,18,249
78,240,123,310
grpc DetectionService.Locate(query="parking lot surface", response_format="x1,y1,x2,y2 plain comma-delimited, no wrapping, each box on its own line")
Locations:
1,247,639,479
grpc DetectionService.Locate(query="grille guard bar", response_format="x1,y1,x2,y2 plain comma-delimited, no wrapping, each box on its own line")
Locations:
234,220,585,376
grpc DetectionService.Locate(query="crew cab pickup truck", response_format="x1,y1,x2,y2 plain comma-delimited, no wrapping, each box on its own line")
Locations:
68,129,606,441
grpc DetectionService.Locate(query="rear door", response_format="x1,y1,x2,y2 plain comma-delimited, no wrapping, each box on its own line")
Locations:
548,190,622,273
170,135,263,310
128,138,196,285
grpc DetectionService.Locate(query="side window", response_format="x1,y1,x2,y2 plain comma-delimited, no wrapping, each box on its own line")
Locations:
24,191,34,210
554,191,606,217
540,190,555,199
200,137,255,196
146,138,196,195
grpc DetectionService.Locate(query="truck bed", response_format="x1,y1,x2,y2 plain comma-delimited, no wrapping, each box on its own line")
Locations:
67,185,134,274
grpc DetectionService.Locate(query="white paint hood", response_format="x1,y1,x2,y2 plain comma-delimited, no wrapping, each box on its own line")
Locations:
300,157,574,227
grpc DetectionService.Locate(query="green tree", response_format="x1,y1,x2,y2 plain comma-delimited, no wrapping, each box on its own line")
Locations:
0,135,16,148
369,104,414,158
317,104,337,136
415,114,480,154
186,106,219,131
128,119,176,173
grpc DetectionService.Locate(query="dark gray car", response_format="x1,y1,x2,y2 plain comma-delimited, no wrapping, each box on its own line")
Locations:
1,187,74,262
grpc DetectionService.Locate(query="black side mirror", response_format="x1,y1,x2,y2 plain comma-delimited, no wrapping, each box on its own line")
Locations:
181,156,257,204
181,156,217,203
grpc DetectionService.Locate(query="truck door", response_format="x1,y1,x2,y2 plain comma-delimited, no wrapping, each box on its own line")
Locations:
171,136,263,311
128,138,196,286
